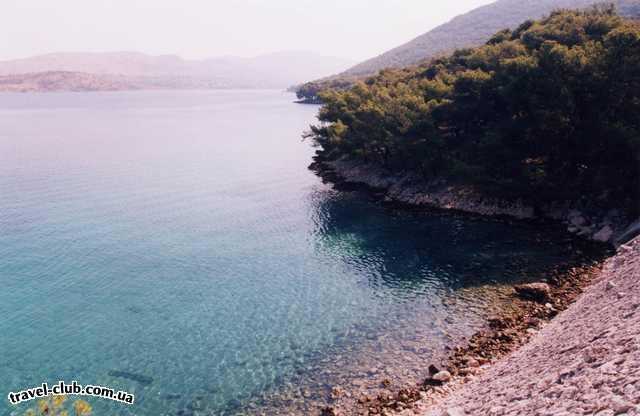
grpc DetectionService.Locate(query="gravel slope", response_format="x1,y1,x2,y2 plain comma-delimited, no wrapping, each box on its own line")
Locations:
418,236,640,416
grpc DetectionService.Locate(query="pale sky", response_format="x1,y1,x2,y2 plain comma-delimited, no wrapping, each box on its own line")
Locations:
1,0,495,62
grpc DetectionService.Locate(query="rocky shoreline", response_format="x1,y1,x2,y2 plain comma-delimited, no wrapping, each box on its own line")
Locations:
310,158,639,247
319,260,606,416
416,236,640,416
308,158,639,416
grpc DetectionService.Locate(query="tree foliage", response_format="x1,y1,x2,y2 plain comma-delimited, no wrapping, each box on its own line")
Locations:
24,396,92,416
295,78,355,103
309,7,640,210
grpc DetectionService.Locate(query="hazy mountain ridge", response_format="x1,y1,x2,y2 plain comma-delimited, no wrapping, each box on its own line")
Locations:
0,51,354,92
0,71,254,92
338,0,640,78
0,71,135,92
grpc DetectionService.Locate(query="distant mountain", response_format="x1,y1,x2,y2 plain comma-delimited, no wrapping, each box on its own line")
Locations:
0,51,354,92
333,0,640,79
0,72,134,92
0,71,247,92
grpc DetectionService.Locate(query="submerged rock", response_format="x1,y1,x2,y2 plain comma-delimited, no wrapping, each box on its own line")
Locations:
593,225,614,243
514,283,552,303
570,215,587,226
108,370,153,385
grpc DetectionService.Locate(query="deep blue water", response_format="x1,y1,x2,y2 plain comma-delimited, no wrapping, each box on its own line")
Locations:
0,90,584,415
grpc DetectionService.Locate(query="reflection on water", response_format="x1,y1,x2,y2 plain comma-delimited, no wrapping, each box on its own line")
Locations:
246,188,604,415
0,91,605,416
309,188,586,290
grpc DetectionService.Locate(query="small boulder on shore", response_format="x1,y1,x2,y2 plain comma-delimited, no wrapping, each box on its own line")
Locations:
445,407,467,416
514,283,552,303
424,366,453,387
465,357,480,368
432,370,452,383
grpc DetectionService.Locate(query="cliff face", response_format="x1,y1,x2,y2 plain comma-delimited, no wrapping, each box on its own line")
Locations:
314,158,637,246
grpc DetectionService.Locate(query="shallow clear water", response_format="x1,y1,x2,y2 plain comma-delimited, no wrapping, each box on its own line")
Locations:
0,90,586,415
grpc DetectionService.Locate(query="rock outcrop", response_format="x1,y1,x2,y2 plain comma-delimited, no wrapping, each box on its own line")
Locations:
313,158,635,245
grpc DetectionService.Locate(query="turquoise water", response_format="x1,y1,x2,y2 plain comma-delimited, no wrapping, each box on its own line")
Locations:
0,91,588,415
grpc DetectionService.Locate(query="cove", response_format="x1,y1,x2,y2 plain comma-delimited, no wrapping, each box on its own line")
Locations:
0,90,602,416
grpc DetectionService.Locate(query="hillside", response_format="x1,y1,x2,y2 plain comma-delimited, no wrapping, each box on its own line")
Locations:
0,51,354,92
342,0,639,78
0,71,248,92
0,71,137,92
309,8,640,218
296,0,639,102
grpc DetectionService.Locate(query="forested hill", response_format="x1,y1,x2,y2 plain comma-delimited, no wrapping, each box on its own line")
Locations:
296,0,640,102
343,0,640,78
309,8,640,213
